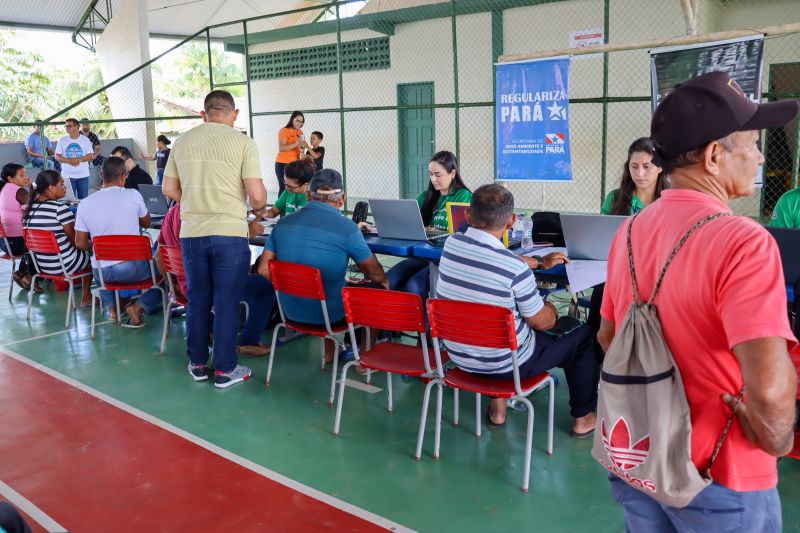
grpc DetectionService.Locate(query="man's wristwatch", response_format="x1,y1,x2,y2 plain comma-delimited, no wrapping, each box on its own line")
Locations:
531,255,543,270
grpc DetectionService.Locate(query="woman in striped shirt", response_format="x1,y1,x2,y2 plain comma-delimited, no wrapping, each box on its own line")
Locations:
23,170,92,306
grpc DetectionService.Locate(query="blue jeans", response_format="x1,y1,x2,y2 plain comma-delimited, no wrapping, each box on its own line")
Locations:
387,258,430,301
68,176,89,199
93,260,164,313
156,168,164,185
609,475,782,532
239,274,276,346
28,156,61,171
181,236,250,373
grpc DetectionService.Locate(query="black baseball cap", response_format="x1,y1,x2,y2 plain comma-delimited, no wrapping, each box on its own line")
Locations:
309,168,343,193
651,70,799,165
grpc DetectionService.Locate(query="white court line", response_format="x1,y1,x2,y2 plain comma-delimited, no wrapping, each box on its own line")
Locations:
0,348,414,533
0,321,113,347
341,378,384,394
0,479,68,533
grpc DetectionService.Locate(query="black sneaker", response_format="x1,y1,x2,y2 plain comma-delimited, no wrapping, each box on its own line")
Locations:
213,364,252,389
188,363,209,382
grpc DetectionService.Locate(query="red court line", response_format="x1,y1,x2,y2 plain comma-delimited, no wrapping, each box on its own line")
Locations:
0,353,389,533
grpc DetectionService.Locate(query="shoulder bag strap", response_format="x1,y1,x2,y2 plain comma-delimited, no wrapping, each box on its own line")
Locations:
625,213,643,305
647,212,733,305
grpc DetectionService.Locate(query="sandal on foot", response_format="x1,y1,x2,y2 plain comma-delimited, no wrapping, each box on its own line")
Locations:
121,317,145,329
485,407,506,429
570,427,595,439
237,344,270,357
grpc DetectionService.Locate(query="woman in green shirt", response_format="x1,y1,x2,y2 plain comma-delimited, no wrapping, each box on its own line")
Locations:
388,150,472,300
600,137,666,216
264,158,315,218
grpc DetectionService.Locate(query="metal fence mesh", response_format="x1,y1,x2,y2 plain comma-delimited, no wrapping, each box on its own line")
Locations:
1,0,798,221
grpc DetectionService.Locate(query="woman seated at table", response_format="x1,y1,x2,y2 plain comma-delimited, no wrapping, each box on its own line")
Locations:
601,137,666,216
387,150,472,301
0,163,35,290
263,158,314,218
590,137,667,362
22,170,92,306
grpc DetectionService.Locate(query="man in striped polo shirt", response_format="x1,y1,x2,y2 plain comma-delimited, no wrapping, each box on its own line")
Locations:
436,184,597,436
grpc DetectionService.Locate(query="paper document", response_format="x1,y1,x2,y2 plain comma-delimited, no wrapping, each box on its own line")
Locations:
565,260,607,293
520,247,567,257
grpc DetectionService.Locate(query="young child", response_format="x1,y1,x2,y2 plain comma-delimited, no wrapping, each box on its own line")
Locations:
306,131,325,172
264,158,315,218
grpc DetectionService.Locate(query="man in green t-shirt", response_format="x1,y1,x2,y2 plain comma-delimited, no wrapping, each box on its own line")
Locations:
264,159,314,218
770,187,800,228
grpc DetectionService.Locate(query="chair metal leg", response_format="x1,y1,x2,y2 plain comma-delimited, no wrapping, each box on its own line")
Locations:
26,274,37,321
114,291,121,324
90,288,100,339
475,393,481,438
328,339,340,407
265,323,284,386
547,377,555,455
160,301,173,354
453,388,460,426
7,258,14,303
332,360,356,436
386,372,393,412
415,378,439,460
519,395,535,493
64,280,74,328
433,382,443,460
320,337,326,370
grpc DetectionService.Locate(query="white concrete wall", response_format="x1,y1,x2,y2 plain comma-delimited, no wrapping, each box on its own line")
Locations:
96,0,155,160
247,0,800,213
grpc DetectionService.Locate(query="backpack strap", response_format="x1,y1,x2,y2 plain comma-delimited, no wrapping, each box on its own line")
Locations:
626,212,733,306
705,386,745,479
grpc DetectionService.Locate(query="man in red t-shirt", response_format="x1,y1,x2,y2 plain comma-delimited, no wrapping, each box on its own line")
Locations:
599,71,798,531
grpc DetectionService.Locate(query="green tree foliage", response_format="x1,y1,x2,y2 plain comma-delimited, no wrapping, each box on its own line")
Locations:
154,41,244,98
0,33,52,140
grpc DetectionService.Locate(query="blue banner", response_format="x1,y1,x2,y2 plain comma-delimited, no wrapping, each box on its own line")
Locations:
495,57,572,182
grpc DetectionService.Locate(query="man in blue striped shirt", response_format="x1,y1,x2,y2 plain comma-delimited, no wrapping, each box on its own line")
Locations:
436,184,597,436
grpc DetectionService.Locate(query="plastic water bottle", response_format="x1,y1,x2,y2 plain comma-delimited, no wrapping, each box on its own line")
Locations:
521,211,534,250
512,213,524,241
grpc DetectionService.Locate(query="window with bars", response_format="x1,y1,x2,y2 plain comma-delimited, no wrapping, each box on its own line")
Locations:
249,37,390,81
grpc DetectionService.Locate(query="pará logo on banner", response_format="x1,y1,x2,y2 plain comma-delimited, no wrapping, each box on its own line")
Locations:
546,133,565,144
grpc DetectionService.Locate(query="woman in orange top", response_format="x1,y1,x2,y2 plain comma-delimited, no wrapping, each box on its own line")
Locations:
275,111,309,196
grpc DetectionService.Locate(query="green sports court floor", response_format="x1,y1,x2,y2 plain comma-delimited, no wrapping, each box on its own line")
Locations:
1,258,798,532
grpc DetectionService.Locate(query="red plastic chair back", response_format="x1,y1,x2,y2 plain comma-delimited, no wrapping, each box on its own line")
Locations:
92,235,153,262
23,228,61,254
427,299,518,350
159,245,185,278
269,260,326,300
343,287,426,333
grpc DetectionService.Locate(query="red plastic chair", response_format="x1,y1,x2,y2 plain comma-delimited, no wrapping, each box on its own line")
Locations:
90,235,165,338
0,220,25,303
267,260,353,407
420,298,555,493
23,228,93,328
158,245,187,354
333,287,447,436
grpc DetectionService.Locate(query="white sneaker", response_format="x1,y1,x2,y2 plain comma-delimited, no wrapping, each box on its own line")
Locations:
213,364,252,389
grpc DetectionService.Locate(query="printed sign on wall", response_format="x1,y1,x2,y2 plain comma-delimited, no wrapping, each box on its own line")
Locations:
495,57,573,182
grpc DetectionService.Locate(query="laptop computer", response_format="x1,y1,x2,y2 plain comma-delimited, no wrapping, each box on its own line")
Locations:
369,199,447,241
561,213,628,260
140,184,170,217
766,226,800,284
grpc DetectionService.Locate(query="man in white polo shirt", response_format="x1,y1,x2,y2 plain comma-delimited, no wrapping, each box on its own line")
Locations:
74,156,163,325
55,117,95,199
436,184,597,435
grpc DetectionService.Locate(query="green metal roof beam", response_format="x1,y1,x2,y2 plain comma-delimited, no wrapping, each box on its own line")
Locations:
223,0,561,49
